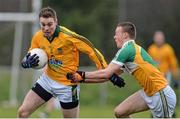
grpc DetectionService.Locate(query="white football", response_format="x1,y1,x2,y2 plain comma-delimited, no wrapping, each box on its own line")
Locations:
29,48,48,69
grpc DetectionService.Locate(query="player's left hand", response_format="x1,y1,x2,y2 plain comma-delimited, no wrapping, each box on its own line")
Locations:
66,71,85,83
109,74,125,88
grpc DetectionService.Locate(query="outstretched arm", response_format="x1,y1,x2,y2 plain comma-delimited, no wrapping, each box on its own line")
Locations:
83,78,109,83
67,62,125,87
85,62,122,79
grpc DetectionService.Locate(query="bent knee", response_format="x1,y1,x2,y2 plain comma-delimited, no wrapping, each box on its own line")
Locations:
114,107,123,117
114,106,130,118
18,106,30,118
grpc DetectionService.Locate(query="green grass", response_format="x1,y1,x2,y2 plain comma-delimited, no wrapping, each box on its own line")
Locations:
0,105,180,118
0,73,10,101
0,69,180,118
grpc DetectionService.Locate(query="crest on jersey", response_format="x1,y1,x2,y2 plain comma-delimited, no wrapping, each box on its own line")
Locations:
57,47,63,54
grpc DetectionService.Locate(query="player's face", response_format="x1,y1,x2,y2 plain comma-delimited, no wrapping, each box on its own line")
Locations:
114,26,126,48
153,32,165,47
39,17,57,38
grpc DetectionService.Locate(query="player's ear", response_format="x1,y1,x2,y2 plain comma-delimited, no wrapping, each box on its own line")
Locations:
122,32,126,38
55,18,58,25
123,32,128,38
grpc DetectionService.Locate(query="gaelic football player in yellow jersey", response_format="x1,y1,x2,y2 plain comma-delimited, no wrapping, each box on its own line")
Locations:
18,7,125,118
67,22,177,118
148,31,178,88
148,31,179,117
148,31,179,86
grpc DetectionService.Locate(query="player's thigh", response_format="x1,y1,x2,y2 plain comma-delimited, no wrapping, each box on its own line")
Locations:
54,84,80,118
115,90,149,115
20,90,45,112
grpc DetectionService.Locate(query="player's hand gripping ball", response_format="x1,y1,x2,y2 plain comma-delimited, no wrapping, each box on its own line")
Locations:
21,48,48,69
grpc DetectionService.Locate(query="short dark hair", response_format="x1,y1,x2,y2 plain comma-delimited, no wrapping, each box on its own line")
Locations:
118,22,136,39
39,7,57,20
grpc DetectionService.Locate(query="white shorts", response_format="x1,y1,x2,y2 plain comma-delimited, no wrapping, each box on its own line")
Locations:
140,85,176,118
165,71,172,83
36,73,80,103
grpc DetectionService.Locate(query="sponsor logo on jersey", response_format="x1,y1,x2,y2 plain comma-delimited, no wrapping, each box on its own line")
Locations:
49,57,63,68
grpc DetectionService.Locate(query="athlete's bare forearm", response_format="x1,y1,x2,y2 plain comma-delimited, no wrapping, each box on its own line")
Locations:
83,78,108,83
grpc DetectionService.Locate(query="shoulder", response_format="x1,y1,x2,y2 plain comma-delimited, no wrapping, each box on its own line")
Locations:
148,44,156,50
57,26,76,42
60,26,94,46
60,26,77,36
114,42,136,62
163,43,175,53
32,30,43,39
164,43,174,51
121,42,136,53
164,43,173,49
60,26,81,39
116,41,136,57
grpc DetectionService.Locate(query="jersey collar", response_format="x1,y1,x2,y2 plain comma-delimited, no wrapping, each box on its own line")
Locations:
53,25,60,38
122,39,135,48
46,25,60,42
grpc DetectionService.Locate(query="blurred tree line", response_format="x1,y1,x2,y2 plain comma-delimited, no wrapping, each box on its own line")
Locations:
0,0,180,66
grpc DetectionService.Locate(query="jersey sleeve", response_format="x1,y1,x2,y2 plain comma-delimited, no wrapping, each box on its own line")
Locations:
73,37,107,69
60,26,107,69
112,44,135,66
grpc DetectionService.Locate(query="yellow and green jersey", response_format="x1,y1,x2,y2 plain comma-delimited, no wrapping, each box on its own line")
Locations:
148,43,178,77
29,26,107,85
112,40,168,96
